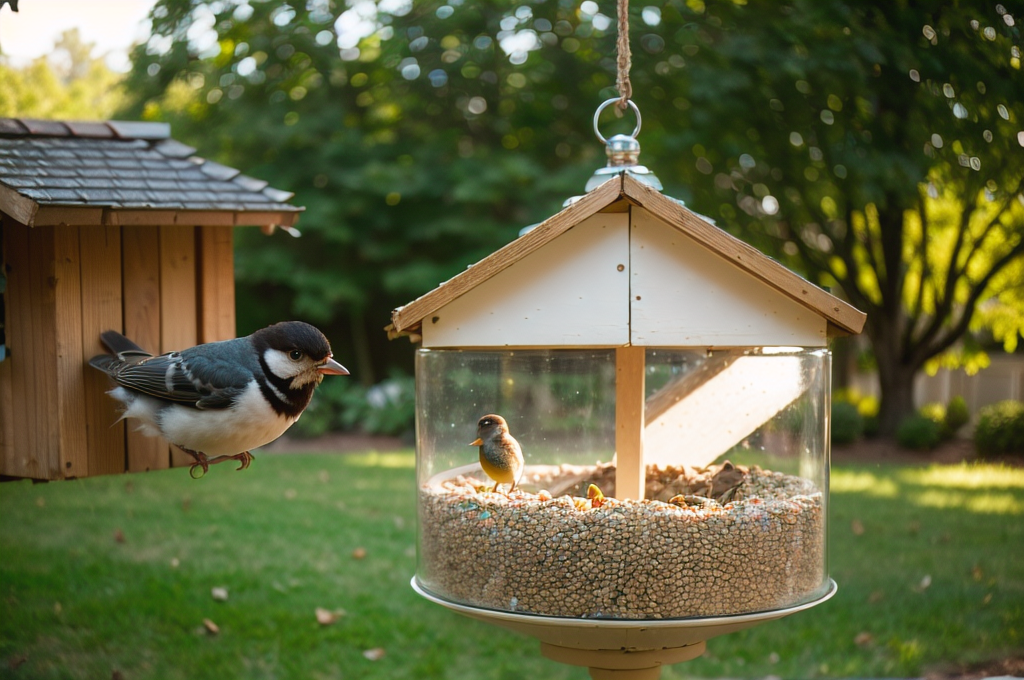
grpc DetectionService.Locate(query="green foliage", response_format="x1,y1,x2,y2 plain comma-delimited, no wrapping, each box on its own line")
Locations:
897,414,943,450
338,372,416,437
920,397,971,441
831,400,864,445
974,400,1024,457
944,395,971,436
291,372,416,438
0,29,124,118
919,402,946,426
118,0,1024,430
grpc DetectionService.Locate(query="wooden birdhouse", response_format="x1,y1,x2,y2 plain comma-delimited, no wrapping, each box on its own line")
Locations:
0,118,302,481
390,161,866,677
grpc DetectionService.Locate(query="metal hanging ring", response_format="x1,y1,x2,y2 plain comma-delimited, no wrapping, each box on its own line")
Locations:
593,98,642,144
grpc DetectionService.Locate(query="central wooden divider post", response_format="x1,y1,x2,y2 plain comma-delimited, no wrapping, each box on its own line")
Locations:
615,345,646,500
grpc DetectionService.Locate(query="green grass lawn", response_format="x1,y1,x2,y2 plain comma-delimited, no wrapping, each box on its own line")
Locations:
1,451,1022,680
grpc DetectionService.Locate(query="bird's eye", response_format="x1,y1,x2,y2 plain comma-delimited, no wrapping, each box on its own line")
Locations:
289,350,303,361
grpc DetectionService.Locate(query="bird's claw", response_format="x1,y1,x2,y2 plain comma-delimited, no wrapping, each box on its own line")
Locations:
234,451,253,471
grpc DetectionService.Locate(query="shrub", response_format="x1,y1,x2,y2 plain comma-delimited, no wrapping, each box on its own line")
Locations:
896,414,942,450
974,400,1024,458
290,372,416,439
831,401,864,445
944,396,970,436
862,414,880,438
919,402,946,425
339,373,416,437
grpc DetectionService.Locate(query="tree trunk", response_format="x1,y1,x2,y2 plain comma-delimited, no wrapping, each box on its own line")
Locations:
875,359,917,436
865,310,919,436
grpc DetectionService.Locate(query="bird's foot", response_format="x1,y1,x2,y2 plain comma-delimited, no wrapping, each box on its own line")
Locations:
179,447,210,479
179,448,253,477
204,450,254,472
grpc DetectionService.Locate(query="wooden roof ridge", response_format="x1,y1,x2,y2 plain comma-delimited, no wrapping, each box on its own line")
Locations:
619,174,866,336
388,173,866,339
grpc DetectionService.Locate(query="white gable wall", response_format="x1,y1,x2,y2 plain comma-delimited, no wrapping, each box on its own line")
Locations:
421,213,630,347
421,207,827,348
630,208,827,347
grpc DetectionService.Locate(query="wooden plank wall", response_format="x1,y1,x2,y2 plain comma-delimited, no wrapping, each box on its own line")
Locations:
197,226,235,343
122,226,168,472
80,225,125,476
160,225,197,468
0,219,236,480
1,221,88,479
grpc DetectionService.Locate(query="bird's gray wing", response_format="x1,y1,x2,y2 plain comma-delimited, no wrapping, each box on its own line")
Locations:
107,351,248,410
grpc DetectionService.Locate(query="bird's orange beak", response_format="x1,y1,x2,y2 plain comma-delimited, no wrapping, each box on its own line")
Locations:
318,356,350,376
469,438,483,446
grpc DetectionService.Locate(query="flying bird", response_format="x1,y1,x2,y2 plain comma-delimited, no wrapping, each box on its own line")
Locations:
89,321,348,478
470,414,524,494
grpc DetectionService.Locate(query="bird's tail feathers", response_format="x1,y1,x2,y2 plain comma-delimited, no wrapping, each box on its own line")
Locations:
88,354,117,373
99,330,148,356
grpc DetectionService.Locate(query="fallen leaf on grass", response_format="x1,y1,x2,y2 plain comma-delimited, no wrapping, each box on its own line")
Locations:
170,558,180,569
854,632,873,647
868,590,884,603
908,520,921,535
850,519,865,535
35,497,45,508
284,489,297,500
7,655,27,670
352,547,367,560
362,648,385,661
913,574,932,592
211,587,229,602
113,529,125,544
983,593,993,605
112,670,125,680
972,565,984,581
315,607,346,625
318,470,330,483
54,602,62,615
203,618,220,635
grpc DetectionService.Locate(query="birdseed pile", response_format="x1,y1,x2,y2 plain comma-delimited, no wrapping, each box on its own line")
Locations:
418,461,825,619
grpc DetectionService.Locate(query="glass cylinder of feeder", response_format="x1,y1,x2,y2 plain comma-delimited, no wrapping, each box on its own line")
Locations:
415,345,832,620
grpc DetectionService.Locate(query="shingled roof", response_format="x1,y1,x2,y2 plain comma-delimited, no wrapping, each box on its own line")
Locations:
0,117,302,228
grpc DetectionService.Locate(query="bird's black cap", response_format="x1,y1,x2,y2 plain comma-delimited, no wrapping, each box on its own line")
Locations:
253,321,333,361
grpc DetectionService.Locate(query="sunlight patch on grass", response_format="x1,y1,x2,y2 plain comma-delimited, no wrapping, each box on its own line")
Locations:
831,470,900,497
344,451,415,468
898,463,1024,491
909,489,1024,514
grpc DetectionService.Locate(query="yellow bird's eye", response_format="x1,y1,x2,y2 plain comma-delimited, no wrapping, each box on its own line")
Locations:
289,349,303,361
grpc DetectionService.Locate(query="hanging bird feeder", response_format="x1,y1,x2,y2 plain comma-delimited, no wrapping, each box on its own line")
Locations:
386,5,866,676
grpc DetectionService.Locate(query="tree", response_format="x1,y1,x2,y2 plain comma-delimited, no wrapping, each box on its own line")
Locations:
121,0,1023,430
0,29,124,119
640,2,1024,433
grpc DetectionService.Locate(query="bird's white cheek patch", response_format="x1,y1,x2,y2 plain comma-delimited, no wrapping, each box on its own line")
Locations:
264,348,301,380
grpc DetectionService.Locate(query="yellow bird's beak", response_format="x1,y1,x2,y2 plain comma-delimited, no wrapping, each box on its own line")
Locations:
469,438,483,446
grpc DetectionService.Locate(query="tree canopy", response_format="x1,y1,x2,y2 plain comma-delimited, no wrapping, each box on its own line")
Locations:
122,0,1023,430
0,29,124,119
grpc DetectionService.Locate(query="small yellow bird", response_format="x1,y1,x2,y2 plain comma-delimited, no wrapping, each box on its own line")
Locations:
470,414,524,494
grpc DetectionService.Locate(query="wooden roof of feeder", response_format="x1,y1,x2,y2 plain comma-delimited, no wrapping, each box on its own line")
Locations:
0,117,302,230
389,172,865,348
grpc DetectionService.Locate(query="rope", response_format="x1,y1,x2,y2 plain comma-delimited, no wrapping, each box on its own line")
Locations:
615,0,632,110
